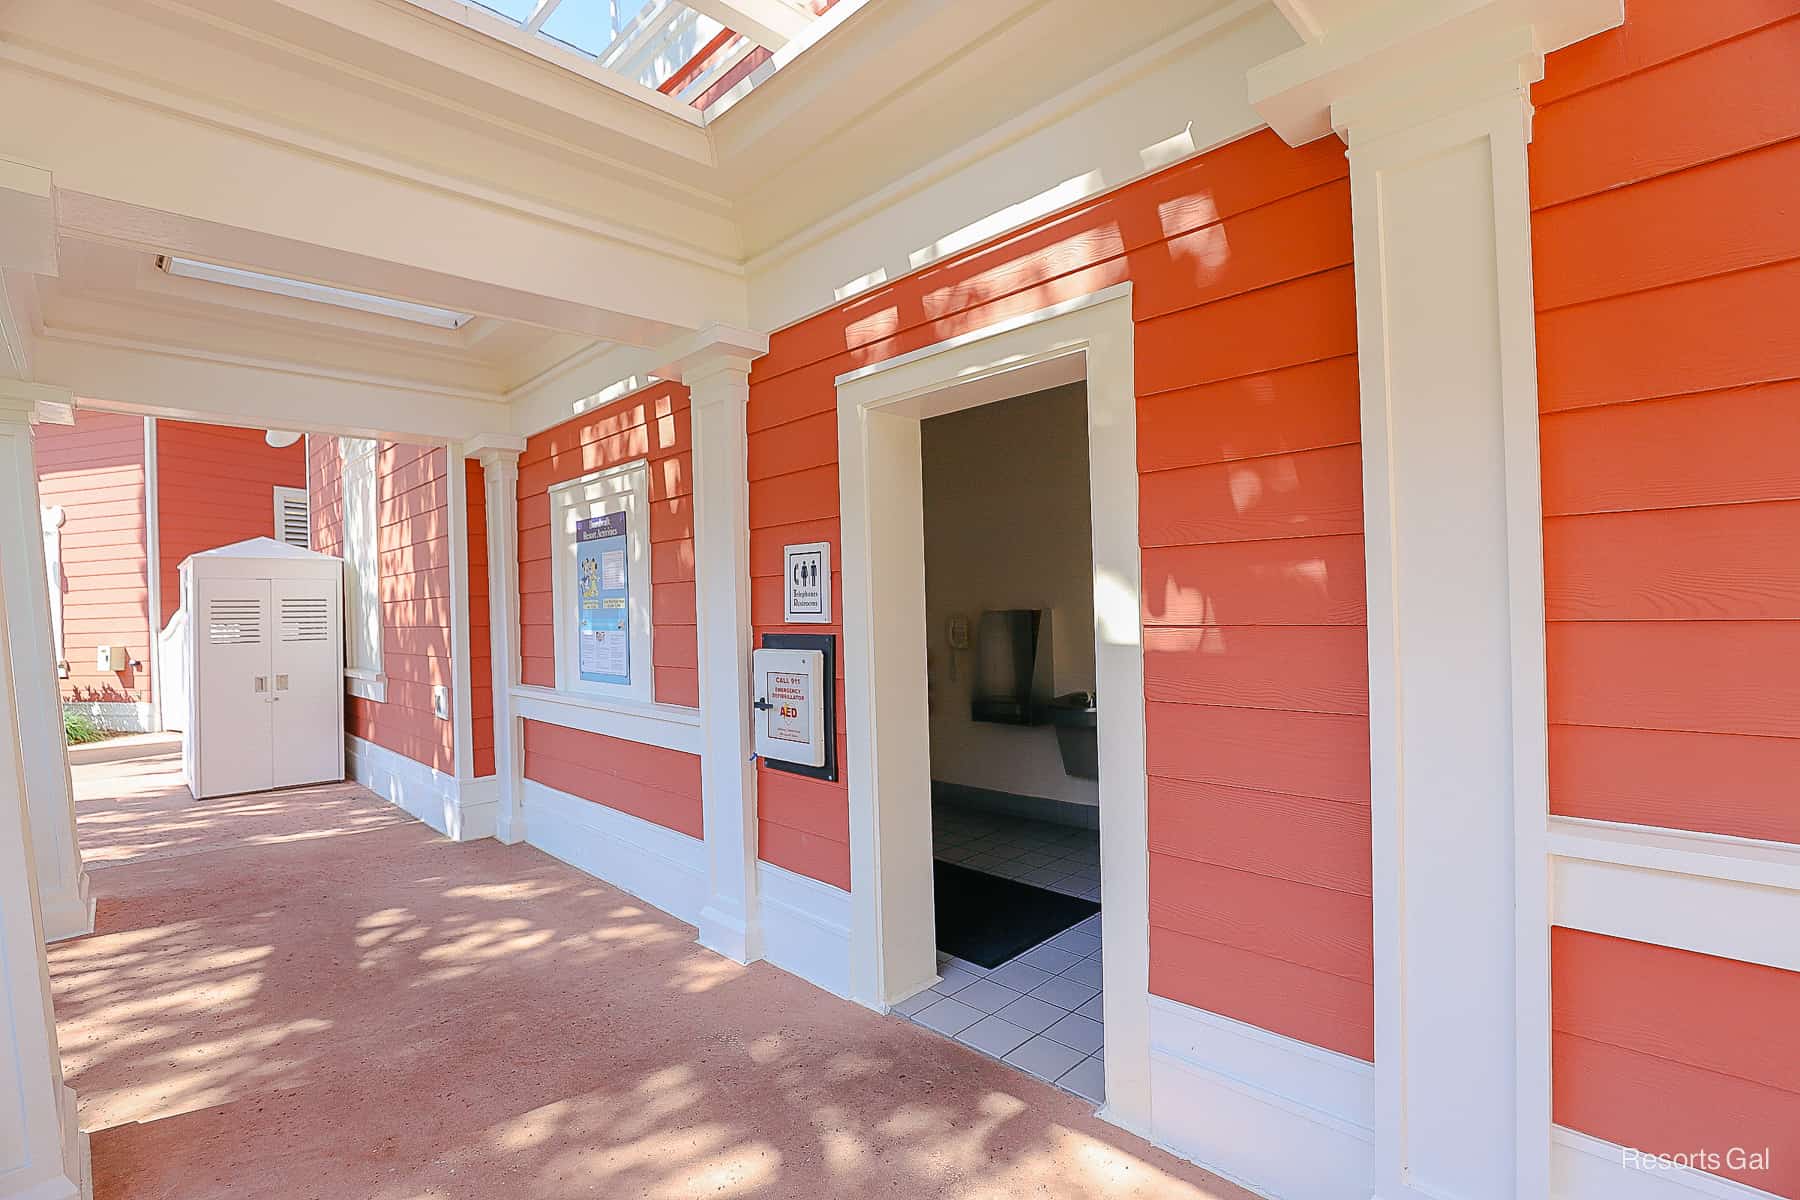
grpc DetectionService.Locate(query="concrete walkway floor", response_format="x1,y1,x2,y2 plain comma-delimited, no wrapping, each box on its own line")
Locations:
50,752,1260,1200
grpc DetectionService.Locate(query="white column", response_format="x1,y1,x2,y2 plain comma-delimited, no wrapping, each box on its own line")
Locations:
467,437,526,845
0,394,89,1200
673,326,768,963
1348,70,1545,1200
1249,5,1619,1199
0,383,93,942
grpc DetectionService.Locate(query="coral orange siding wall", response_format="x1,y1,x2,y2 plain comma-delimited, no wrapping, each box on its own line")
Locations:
516,381,698,707
1532,4,1800,1192
36,410,152,706
465,457,495,779
1552,930,1800,1196
514,382,702,837
1534,2,1800,845
522,720,702,837
311,438,456,775
154,420,306,626
747,129,1373,1058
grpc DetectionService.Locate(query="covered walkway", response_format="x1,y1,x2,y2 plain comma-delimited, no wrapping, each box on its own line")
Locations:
48,752,1252,1200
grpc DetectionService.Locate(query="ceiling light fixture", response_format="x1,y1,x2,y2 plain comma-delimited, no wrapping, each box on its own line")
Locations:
159,256,474,330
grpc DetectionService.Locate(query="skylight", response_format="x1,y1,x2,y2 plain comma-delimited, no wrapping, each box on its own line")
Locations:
424,0,831,114
159,257,475,329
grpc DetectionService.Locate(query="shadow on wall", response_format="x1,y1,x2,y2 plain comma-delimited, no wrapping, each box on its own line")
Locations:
49,762,1255,1200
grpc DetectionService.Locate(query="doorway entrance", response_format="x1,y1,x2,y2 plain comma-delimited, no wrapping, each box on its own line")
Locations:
833,285,1151,1131
897,382,1106,1099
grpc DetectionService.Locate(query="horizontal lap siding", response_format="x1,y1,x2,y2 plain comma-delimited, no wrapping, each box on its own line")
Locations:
513,384,701,833
465,458,494,778
1534,4,1800,846
1552,930,1800,1197
153,420,307,625
517,382,697,709
36,410,151,705
310,438,455,775
748,129,1373,1057
521,719,701,837
1532,5,1800,1192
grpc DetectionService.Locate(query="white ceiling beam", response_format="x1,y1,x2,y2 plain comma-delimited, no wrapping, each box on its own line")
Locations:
682,0,810,51
0,159,57,278
0,67,750,344
0,161,56,381
35,335,513,444
524,0,565,33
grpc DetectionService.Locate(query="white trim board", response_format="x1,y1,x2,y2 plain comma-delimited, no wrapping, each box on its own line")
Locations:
520,777,705,928
347,733,494,842
511,685,702,755
832,283,1151,1132
1549,816,1800,974
1148,996,1375,1200
756,860,852,999
143,415,164,733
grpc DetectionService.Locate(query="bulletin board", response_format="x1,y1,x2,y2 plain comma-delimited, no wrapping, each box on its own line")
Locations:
550,459,653,701
575,511,630,686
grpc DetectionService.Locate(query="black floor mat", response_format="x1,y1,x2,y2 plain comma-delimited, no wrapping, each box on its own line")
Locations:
933,859,1100,969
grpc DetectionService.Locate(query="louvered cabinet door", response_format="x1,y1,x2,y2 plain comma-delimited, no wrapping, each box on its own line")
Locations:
270,578,343,788
195,578,275,797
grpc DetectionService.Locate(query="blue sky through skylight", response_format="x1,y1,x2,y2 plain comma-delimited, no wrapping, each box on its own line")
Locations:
540,0,651,55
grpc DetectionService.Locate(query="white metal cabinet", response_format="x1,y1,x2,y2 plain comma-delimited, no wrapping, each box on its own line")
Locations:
179,538,345,800
270,578,343,788
194,577,277,796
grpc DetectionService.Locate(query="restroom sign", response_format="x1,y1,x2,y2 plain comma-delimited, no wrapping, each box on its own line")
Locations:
783,541,831,624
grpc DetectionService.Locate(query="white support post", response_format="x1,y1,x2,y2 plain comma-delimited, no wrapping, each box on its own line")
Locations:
1347,73,1547,1200
467,436,526,844
1249,5,1621,1199
446,447,476,786
0,391,90,1200
0,382,93,943
671,325,768,964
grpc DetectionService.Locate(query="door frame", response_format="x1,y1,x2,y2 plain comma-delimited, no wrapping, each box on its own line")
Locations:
834,283,1149,1131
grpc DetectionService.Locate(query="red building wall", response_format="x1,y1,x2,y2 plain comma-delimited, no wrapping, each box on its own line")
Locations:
1532,3,1800,1192
36,410,152,706
311,438,456,775
517,381,699,706
154,419,306,626
744,130,1373,1058
514,382,702,837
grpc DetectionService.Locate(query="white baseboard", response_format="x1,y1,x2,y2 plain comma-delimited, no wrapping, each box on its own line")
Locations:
757,861,852,999
1147,996,1375,1200
346,735,493,842
1553,1126,1784,1200
38,869,95,944
64,700,154,734
521,778,705,927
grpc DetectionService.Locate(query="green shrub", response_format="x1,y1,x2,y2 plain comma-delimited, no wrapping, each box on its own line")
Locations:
63,709,107,745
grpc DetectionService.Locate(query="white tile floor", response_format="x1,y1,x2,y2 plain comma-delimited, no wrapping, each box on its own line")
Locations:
929,805,1102,900
897,804,1105,1101
898,919,1106,1101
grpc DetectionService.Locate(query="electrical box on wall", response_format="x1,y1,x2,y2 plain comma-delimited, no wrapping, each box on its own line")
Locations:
753,633,837,781
96,644,127,672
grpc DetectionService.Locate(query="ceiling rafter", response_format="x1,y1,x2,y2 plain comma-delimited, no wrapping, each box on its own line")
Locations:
681,0,809,50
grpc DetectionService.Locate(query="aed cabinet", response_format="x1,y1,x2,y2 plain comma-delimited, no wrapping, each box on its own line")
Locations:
753,633,836,781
